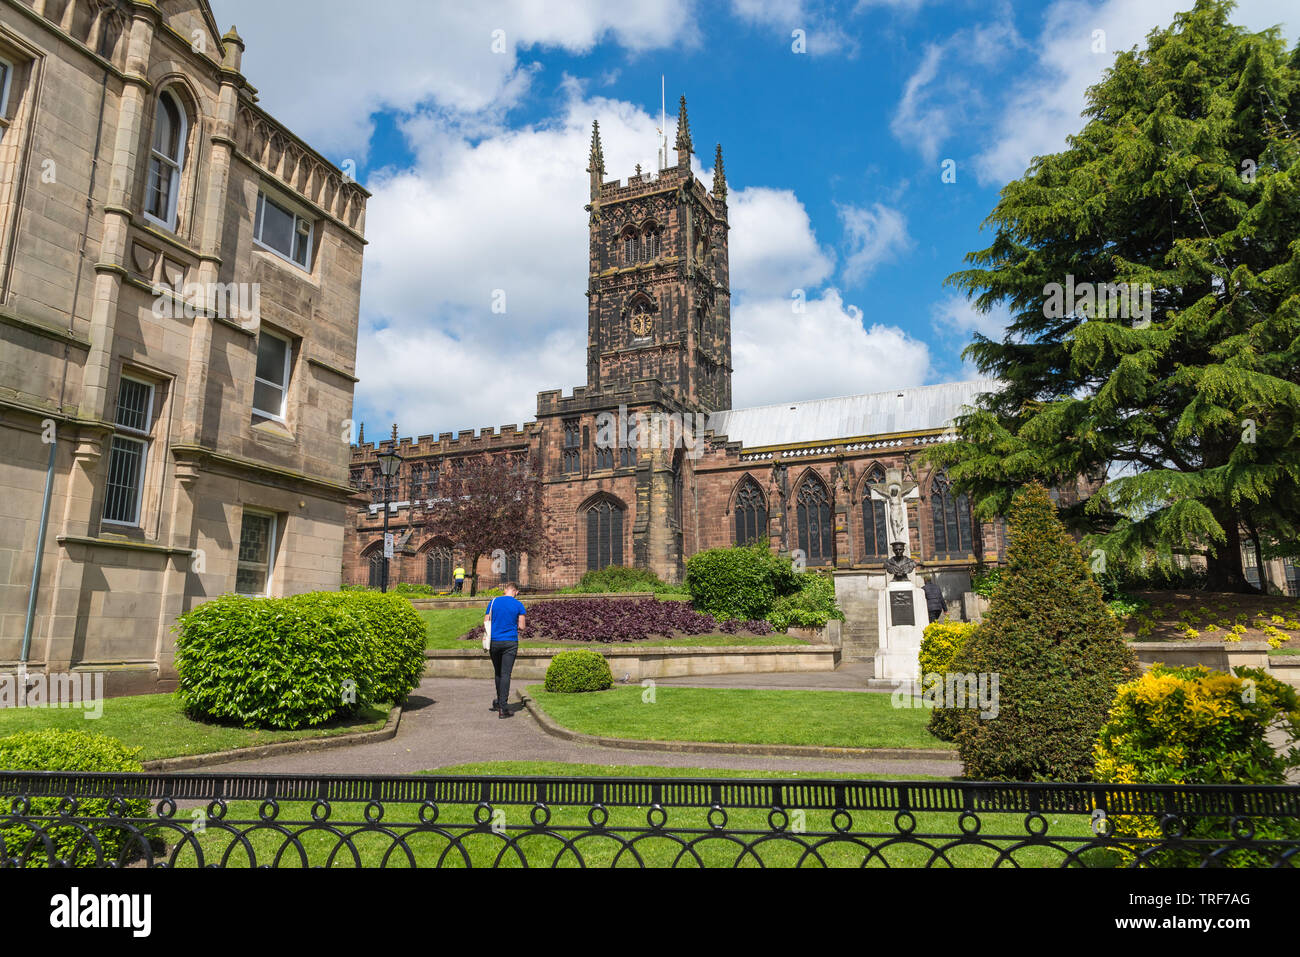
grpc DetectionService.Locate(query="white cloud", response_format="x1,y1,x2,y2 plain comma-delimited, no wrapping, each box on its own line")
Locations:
209,0,698,155
727,187,836,297
731,289,931,407
729,0,857,54
931,292,1012,340
890,17,1023,164
838,202,912,282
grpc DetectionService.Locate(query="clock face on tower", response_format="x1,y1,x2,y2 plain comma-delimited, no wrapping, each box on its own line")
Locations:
630,311,653,337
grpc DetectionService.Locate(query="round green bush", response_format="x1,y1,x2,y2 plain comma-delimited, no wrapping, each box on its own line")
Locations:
544,650,614,693
174,591,425,730
686,544,798,621
0,729,149,867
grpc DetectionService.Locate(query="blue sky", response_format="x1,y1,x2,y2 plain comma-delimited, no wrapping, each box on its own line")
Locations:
210,0,1295,438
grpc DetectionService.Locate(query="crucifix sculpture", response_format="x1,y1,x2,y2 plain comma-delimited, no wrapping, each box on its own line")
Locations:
868,467,920,553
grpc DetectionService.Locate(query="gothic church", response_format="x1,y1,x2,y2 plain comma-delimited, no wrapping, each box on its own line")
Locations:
344,98,1035,604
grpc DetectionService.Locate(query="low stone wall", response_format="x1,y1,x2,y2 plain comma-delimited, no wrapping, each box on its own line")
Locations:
1128,639,1272,673
1265,657,1300,690
426,644,839,681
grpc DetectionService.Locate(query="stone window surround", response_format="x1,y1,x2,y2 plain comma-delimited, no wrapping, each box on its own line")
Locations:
252,325,295,425
101,373,156,529
253,184,316,273
142,89,187,233
236,507,280,597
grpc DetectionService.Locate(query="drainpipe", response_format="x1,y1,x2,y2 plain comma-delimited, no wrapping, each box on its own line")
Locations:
20,439,57,667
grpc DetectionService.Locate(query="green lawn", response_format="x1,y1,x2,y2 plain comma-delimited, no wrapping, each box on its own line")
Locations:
166,762,1115,868
419,609,808,650
526,686,955,751
0,693,391,762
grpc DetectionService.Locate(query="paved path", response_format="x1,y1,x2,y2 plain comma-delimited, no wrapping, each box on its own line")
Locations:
198,676,960,779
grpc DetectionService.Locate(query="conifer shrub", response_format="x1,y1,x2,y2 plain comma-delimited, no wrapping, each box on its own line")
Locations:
948,482,1138,781
0,730,149,867
543,650,614,693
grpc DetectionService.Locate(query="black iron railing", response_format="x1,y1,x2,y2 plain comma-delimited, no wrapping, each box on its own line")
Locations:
2,771,1298,868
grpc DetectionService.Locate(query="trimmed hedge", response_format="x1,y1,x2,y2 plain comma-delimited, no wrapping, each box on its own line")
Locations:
0,730,149,867
686,544,800,622
175,591,425,730
948,483,1138,781
1093,664,1300,865
544,650,614,693
918,621,980,742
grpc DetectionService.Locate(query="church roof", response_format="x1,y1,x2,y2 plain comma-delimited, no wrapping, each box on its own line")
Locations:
707,379,1001,449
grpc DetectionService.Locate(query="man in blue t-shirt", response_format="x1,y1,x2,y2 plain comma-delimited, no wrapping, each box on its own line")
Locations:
485,583,526,718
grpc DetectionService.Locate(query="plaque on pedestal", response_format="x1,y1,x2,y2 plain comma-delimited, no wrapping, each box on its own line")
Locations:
889,589,915,627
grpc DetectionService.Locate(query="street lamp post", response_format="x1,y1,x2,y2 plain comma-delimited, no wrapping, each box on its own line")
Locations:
376,444,403,593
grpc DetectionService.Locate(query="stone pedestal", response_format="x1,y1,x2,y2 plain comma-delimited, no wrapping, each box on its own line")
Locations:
874,576,927,684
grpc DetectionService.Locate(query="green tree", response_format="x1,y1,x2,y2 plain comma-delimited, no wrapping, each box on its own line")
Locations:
950,483,1138,781
930,0,1300,592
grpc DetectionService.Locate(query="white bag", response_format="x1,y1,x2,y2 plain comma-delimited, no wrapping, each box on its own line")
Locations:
482,597,495,651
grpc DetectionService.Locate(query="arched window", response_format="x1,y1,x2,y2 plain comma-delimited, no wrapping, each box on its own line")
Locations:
862,465,889,559
425,544,453,589
145,91,185,229
503,552,521,584
796,474,833,565
733,476,767,546
367,549,385,588
622,227,639,264
641,225,661,260
931,472,974,558
585,498,624,571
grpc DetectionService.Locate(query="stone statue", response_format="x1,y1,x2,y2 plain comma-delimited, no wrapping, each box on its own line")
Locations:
868,467,920,547
884,541,918,581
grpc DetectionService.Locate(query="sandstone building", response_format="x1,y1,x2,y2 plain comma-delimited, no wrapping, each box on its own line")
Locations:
345,100,1024,623
0,0,368,692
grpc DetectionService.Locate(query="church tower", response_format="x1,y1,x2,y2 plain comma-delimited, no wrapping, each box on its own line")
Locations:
584,98,732,412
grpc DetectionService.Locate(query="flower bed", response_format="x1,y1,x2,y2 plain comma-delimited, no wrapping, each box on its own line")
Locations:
458,597,773,643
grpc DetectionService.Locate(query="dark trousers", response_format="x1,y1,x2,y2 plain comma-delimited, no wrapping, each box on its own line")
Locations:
490,642,518,710
928,605,944,623
453,579,464,593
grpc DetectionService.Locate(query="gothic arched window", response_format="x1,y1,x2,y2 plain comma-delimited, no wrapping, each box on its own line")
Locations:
145,91,185,229
796,474,833,565
622,227,639,264
672,458,684,529
367,548,385,588
425,544,453,589
641,225,661,260
862,465,889,559
733,476,767,546
931,472,974,558
585,498,624,571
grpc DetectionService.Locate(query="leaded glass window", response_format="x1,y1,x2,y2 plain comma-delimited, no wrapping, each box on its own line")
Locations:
586,499,624,571
797,475,833,565
734,477,767,546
